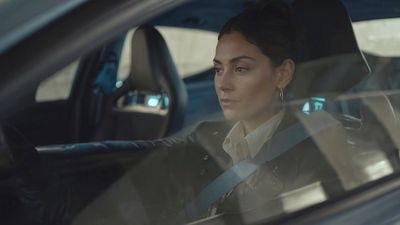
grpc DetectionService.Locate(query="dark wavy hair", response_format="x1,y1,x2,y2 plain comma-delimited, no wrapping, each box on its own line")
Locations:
218,0,303,66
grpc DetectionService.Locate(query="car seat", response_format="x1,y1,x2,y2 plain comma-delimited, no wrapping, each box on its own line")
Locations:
288,0,371,101
290,0,400,183
93,25,188,140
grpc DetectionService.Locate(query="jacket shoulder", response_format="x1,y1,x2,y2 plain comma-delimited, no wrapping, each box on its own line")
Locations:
185,121,232,157
189,121,231,141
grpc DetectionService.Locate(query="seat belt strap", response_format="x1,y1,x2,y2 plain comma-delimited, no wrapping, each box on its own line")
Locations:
184,111,340,219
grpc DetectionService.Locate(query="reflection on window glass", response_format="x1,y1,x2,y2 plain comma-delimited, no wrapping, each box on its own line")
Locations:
117,26,218,80
35,61,79,102
353,18,400,56
116,90,169,109
145,94,169,108
302,97,326,114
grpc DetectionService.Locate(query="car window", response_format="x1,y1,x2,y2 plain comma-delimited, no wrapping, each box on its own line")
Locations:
353,18,400,56
117,26,218,80
35,61,79,102
5,0,400,225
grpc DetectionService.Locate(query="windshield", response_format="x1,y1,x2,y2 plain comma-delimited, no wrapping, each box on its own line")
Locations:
1,0,400,225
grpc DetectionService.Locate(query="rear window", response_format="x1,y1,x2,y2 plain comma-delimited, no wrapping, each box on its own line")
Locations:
353,18,400,56
35,61,79,102
118,26,217,80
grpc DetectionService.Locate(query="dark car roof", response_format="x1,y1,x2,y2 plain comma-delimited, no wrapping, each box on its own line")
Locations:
1,0,399,54
149,0,400,32
343,0,400,21
0,0,87,53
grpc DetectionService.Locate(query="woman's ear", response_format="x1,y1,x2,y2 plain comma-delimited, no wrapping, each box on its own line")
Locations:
276,59,295,89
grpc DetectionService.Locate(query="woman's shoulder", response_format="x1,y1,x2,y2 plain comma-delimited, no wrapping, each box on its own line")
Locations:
187,120,232,143
194,120,233,133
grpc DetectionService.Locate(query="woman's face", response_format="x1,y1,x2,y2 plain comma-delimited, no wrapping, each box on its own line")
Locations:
214,31,289,124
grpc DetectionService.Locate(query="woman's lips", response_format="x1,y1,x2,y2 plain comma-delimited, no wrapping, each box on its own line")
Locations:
220,98,238,107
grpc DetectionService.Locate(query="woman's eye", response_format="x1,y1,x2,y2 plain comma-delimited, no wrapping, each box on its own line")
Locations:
214,67,222,75
235,67,249,73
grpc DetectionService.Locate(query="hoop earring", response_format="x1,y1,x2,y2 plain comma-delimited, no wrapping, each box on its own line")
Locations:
279,87,284,103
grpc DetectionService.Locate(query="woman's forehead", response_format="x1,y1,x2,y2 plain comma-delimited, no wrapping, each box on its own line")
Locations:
215,32,266,62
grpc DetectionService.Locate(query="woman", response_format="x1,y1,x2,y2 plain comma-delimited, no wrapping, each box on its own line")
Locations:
132,0,344,223
213,1,297,163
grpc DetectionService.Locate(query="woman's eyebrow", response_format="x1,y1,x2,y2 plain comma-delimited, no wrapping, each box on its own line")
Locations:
213,55,256,65
230,55,256,63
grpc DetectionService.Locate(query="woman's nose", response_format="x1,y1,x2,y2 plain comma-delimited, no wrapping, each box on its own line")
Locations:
216,72,234,92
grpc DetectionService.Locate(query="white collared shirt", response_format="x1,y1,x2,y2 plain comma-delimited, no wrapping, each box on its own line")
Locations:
222,109,286,164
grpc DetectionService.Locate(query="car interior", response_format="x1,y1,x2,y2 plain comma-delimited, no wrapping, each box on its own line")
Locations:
0,0,400,224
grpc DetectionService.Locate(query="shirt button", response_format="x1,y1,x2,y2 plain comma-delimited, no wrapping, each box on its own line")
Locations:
203,155,209,161
199,169,206,176
212,131,219,135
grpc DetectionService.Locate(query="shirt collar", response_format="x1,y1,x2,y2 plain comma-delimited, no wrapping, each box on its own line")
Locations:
223,109,286,160
245,109,285,157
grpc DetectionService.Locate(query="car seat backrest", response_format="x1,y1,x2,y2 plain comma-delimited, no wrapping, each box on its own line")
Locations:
287,0,371,101
290,0,400,176
94,25,188,140
128,25,188,136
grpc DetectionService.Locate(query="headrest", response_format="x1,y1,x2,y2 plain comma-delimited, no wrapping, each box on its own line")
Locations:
128,25,179,94
293,0,366,63
287,0,371,100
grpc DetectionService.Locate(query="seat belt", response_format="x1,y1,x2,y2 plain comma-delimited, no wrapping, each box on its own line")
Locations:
184,111,341,220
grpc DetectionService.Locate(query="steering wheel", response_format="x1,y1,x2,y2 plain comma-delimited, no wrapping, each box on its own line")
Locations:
0,124,71,225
